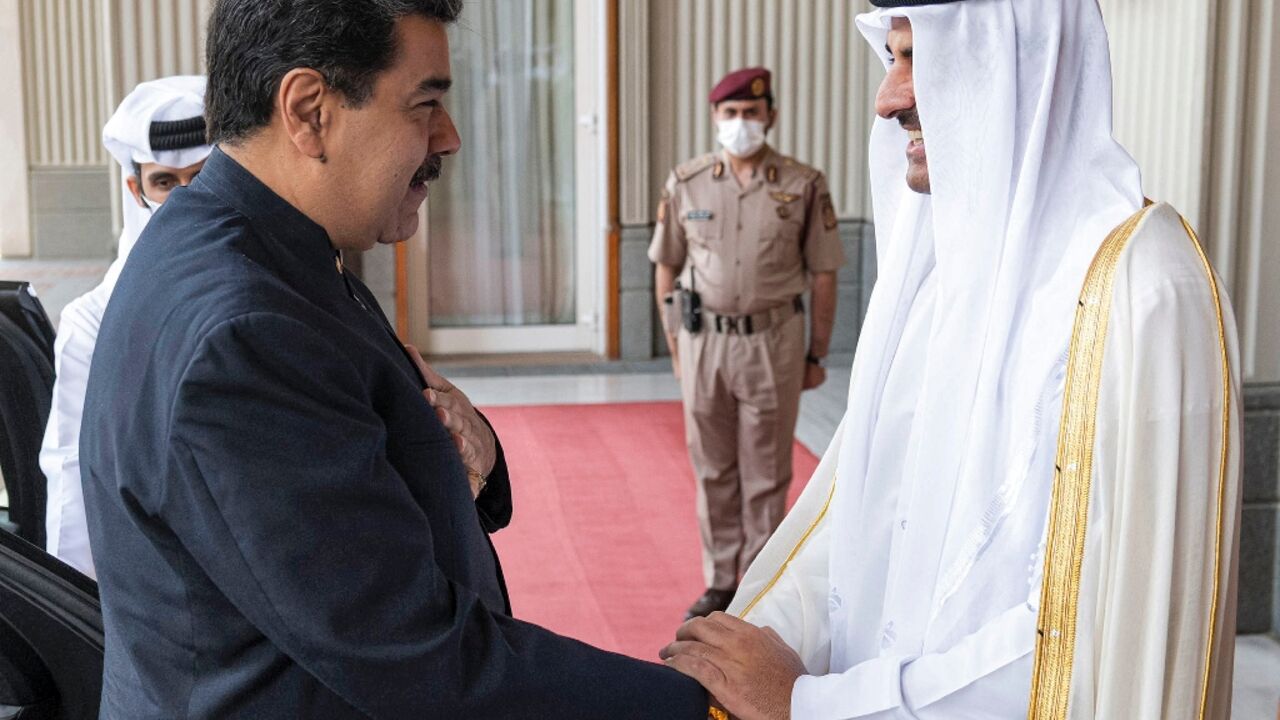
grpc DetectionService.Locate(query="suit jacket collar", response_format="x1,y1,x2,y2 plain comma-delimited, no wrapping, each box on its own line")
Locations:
196,147,345,298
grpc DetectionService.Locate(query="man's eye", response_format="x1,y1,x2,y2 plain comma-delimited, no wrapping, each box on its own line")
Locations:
887,56,896,66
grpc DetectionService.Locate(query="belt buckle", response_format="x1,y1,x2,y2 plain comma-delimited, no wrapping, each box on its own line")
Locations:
720,315,753,335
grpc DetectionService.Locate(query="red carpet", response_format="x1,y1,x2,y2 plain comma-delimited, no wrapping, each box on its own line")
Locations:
482,401,819,663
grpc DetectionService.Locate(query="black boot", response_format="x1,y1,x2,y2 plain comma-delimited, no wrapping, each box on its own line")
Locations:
684,587,737,620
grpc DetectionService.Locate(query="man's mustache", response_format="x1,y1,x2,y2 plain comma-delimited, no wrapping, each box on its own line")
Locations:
898,109,921,132
412,155,444,185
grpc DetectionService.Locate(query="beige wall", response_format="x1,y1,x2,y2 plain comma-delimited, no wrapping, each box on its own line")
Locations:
19,0,212,169
0,0,31,257
626,0,1280,381
11,0,211,256
624,0,880,225
1102,0,1215,232
20,0,109,168
3,0,1278,378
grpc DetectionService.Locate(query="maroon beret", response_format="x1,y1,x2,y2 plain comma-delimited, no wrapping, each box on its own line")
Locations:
709,67,772,105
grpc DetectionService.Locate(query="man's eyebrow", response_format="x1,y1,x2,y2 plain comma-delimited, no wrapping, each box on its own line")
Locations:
146,171,177,182
885,42,913,57
417,77,452,94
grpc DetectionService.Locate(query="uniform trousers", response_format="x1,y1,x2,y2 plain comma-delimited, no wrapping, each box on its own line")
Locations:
677,311,806,590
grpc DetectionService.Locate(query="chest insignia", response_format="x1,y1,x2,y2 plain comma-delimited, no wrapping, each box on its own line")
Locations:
776,205,793,220
686,209,715,221
769,191,800,204
766,165,779,184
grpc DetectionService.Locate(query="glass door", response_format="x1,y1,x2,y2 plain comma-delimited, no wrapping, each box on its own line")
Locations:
405,0,605,355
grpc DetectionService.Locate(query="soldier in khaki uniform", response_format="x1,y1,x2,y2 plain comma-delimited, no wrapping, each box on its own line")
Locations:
649,68,845,619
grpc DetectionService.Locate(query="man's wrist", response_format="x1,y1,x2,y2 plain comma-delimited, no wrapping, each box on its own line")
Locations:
806,352,825,367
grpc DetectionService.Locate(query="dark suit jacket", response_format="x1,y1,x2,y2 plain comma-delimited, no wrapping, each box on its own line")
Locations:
80,149,707,719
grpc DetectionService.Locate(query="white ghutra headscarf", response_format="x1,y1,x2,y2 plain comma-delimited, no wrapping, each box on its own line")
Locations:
101,74,212,280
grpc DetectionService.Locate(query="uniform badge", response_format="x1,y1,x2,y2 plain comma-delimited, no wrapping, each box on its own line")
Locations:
751,77,766,97
766,165,778,184
821,193,838,230
776,205,792,220
686,209,715,221
713,161,725,180
769,191,800,204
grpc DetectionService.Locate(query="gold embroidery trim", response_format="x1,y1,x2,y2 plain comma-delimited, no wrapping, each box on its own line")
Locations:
1181,216,1231,720
1027,205,1152,719
737,473,838,620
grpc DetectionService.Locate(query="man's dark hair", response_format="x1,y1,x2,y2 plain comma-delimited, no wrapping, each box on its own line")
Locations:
205,0,463,144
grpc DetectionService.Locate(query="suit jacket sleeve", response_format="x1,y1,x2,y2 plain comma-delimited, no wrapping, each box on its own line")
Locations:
474,411,513,532
168,311,707,719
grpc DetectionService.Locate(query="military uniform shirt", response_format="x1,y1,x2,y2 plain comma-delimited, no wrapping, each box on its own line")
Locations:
648,146,845,316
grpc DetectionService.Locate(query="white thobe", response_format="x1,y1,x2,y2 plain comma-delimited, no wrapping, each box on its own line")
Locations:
730,203,1241,719
41,268,116,578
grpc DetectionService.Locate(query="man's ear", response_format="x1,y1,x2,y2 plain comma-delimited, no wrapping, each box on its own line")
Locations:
125,175,147,209
277,68,329,161
767,107,779,133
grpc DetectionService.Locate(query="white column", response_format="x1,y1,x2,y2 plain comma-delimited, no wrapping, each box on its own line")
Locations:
0,0,31,258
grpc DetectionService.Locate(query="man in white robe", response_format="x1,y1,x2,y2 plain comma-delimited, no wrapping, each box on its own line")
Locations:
661,1,1241,718
41,76,212,577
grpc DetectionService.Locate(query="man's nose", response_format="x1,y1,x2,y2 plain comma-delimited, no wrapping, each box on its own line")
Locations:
432,108,462,157
875,66,915,121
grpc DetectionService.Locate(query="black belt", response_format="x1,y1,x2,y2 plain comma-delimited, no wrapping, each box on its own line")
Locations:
705,296,804,336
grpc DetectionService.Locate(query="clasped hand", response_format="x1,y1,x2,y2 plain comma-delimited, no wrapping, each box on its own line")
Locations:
660,612,806,720
405,345,496,497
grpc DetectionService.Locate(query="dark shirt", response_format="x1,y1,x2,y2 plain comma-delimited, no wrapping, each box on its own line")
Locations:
81,148,707,719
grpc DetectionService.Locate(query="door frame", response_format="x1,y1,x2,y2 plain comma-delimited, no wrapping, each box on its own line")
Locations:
400,0,616,357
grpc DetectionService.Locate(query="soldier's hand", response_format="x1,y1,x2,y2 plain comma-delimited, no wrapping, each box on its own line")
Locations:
803,363,826,390
405,345,497,481
666,333,682,380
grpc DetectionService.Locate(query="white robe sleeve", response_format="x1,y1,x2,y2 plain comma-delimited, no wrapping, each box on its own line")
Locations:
1064,206,1241,719
40,295,102,578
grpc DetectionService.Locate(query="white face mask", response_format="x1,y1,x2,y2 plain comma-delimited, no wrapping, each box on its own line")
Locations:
716,118,768,159
140,194,163,212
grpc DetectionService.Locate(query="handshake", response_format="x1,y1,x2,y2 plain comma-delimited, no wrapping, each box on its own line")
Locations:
660,612,809,720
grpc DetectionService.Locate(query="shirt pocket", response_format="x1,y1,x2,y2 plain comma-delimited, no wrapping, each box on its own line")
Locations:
759,213,804,274
686,217,724,275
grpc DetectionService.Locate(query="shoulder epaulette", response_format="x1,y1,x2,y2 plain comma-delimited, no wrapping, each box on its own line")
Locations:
780,156,822,184
674,154,718,183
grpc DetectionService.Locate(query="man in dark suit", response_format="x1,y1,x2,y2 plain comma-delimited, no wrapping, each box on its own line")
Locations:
79,1,711,717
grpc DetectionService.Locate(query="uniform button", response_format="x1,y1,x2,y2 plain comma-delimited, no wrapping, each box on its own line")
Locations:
900,519,908,530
